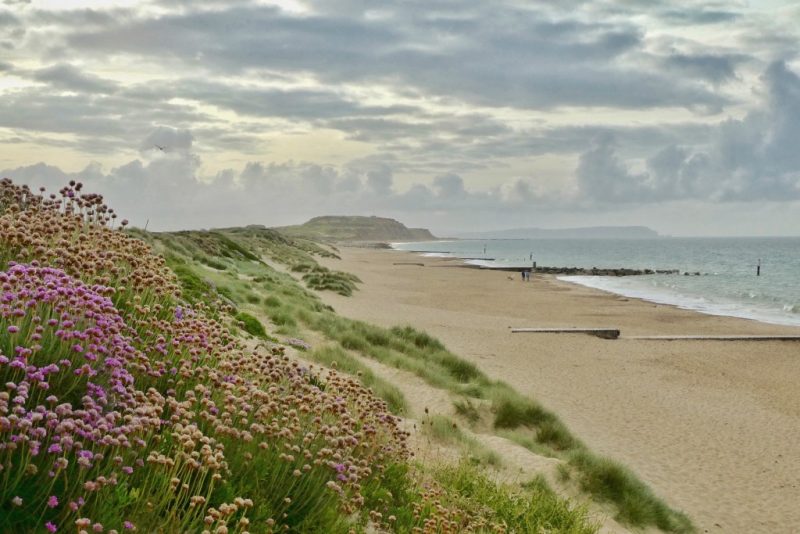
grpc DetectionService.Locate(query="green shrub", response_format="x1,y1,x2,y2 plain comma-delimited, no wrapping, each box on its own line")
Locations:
390,325,445,351
235,311,267,338
268,309,297,328
264,295,282,307
493,396,550,429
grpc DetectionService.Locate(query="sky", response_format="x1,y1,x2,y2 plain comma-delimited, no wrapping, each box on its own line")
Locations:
0,0,799,236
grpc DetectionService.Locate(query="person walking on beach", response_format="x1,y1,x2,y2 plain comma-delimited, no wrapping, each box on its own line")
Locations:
521,270,525,281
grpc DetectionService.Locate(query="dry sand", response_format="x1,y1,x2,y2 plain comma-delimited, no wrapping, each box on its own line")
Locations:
318,247,800,534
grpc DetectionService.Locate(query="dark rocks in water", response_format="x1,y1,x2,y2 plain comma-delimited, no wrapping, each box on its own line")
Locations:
531,266,679,276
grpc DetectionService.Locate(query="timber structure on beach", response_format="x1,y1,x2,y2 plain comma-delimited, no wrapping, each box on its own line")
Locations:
510,327,621,339
467,264,680,276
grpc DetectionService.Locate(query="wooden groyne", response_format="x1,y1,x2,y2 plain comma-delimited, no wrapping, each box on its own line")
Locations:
509,329,800,341
465,264,679,276
625,335,800,341
510,327,621,339
533,266,680,276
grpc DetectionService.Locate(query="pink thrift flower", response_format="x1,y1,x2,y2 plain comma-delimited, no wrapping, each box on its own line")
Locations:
46,522,57,532
7,325,19,334
48,495,59,508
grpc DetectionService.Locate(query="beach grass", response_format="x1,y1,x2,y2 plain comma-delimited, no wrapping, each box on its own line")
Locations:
568,451,693,532
432,461,599,534
422,414,502,467
453,398,482,424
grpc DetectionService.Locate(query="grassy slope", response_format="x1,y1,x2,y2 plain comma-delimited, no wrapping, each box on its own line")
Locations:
139,226,693,533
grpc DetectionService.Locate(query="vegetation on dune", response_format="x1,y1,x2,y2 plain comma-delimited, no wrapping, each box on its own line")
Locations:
0,181,516,532
0,177,603,533
157,229,688,531
234,311,279,343
309,346,407,415
291,262,361,296
567,451,693,532
221,225,340,264
0,177,689,532
421,415,501,467
433,462,598,534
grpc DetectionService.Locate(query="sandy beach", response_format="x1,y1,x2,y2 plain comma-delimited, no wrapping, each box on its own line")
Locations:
318,247,800,534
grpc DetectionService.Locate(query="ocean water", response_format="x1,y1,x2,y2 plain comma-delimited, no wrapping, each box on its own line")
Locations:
392,237,800,327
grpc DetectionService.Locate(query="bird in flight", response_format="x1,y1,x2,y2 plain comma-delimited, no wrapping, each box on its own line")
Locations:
154,144,166,152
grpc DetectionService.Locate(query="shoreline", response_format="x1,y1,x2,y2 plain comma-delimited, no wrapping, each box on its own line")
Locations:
558,274,800,328
318,246,800,533
392,244,800,328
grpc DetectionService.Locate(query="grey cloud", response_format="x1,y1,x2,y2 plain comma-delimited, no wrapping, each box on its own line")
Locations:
60,3,728,111
0,0,750,174
662,53,743,85
0,85,213,153
156,81,418,120
0,9,20,26
576,136,650,203
433,173,467,198
32,64,118,94
575,61,800,203
659,9,740,25
29,8,124,27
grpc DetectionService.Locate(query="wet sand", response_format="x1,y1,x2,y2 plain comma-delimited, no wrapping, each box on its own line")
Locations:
318,247,800,534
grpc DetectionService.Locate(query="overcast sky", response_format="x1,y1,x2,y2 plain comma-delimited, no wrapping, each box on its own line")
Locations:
1,0,799,235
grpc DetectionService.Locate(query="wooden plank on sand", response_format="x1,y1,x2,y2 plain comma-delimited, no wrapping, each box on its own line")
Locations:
510,328,620,339
393,262,425,266
625,335,800,341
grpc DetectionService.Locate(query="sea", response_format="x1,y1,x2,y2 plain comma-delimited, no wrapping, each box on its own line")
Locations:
391,237,800,327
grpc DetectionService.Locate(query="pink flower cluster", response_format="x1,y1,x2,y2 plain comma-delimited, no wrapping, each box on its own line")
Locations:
0,263,161,531
0,178,410,532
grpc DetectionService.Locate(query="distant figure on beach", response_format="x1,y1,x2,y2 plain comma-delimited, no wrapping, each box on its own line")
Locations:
520,271,525,281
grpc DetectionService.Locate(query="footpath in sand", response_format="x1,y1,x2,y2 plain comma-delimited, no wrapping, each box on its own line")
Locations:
317,247,800,534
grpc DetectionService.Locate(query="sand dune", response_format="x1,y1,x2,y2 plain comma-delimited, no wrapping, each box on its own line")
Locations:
318,247,800,534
